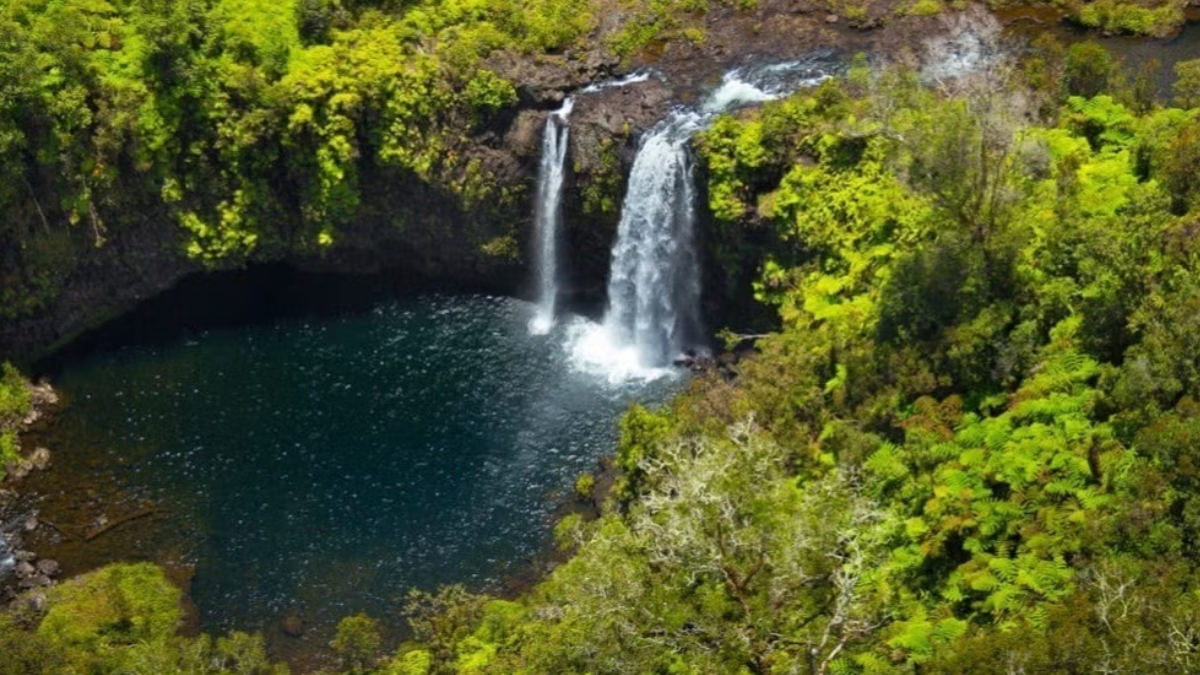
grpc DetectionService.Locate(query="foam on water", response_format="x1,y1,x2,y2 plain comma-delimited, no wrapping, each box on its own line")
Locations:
581,70,655,94
705,58,834,112
562,318,676,384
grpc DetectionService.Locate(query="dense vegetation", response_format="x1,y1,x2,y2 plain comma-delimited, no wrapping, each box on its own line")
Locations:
8,0,1200,672
0,0,599,320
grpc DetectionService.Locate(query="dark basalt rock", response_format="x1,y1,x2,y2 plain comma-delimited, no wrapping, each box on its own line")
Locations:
35,559,60,577
14,561,34,579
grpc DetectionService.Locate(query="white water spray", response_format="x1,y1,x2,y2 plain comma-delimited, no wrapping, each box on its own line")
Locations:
530,98,574,335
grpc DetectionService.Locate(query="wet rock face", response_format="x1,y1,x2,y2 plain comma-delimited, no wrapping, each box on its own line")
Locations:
35,558,60,577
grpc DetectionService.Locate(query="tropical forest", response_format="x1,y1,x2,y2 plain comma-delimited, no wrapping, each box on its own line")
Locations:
4,0,1200,673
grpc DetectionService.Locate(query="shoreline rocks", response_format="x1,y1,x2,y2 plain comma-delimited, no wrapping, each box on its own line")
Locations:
0,379,61,604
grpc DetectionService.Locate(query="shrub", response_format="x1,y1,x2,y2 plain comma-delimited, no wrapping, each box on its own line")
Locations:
39,563,182,650
333,613,383,673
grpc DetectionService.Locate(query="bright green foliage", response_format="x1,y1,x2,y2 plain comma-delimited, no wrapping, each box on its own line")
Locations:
0,363,30,479
697,115,770,223
1173,59,1200,109
333,613,383,673
0,563,287,674
1064,42,1115,98
614,403,672,498
464,71,518,115
385,650,434,675
872,319,1131,627
573,472,595,499
578,137,624,217
1075,0,1185,36
0,0,605,313
40,562,182,650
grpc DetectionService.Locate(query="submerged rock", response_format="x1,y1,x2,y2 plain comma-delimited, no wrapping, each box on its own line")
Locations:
23,381,59,427
30,447,51,471
281,613,306,638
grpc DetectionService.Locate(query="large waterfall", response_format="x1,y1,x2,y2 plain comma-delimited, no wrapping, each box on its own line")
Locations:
602,111,705,367
571,57,836,379
529,98,574,335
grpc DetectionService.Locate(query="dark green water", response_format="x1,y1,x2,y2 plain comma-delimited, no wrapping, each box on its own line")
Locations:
29,290,679,656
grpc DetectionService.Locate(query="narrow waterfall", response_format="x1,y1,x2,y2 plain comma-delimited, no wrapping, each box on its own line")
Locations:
529,98,574,335
0,532,14,580
574,57,836,375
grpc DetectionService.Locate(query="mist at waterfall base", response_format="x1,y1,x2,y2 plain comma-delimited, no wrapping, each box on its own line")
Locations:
562,56,838,379
28,293,680,652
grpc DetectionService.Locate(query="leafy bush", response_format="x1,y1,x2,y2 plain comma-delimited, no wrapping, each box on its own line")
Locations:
40,563,182,650
333,614,383,673
0,362,30,480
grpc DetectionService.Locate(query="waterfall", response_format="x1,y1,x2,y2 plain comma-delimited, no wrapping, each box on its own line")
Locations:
601,111,705,367
570,56,836,378
0,532,14,580
529,98,574,335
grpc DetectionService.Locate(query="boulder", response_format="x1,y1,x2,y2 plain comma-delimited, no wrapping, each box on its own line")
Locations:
14,561,35,579
29,447,51,471
281,613,306,638
35,559,60,577
17,574,52,589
